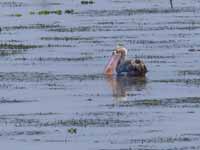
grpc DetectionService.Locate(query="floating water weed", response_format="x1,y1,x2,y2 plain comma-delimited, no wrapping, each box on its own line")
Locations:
38,10,62,15
65,9,74,14
29,11,35,15
9,13,22,17
30,9,74,15
0,43,42,56
68,128,77,134
81,0,95,4
0,43,42,50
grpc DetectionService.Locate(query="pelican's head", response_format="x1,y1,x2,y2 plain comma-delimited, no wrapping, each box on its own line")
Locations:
104,45,128,75
114,44,128,57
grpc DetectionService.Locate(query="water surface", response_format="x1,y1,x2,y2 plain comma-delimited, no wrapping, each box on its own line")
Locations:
0,0,200,149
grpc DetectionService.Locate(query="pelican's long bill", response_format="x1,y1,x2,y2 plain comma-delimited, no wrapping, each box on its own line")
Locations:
104,54,121,75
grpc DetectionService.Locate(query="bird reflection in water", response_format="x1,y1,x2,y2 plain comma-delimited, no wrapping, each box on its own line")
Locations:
105,75,147,101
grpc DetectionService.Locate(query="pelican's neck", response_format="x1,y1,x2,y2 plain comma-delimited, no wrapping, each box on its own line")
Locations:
121,55,126,62
115,46,128,72
118,54,126,66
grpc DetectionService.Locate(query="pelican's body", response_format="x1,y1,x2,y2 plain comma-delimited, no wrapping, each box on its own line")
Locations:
104,46,147,77
116,59,147,76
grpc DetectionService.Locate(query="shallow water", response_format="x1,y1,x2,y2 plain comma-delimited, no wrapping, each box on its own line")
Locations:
0,0,200,149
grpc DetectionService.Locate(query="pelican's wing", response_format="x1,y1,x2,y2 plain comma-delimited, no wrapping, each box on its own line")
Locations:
127,60,147,76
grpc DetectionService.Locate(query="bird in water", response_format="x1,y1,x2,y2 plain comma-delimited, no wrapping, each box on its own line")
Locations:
104,45,147,77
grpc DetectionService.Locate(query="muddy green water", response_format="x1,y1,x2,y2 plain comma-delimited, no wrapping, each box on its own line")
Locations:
0,0,200,149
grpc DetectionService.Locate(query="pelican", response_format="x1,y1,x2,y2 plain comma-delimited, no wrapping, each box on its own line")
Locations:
104,45,147,76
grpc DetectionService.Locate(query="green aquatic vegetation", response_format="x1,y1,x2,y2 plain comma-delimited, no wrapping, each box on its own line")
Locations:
188,48,200,52
81,0,95,4
54,10,62,15
81,52,93,55
0,112,58,117
32,56,94,62
30,9,74,16
48,26,90,32
41,118,130,127
9,13,22,17
0,43,42,56
0,49,23,56
0,43,42,50
0,131,45,136
40,36,92,41
38,10,49,15
68,128,77,134
15,56,94,63
136,99,161,106
47,44,74,48
0,72,103,82
104,97,200,108
0,97,37,104
3,24,62,31
65,9,74,14
38,10,62,15
15,13,22,17
29,11,35,15
153,78,200,86
129,136,192,144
